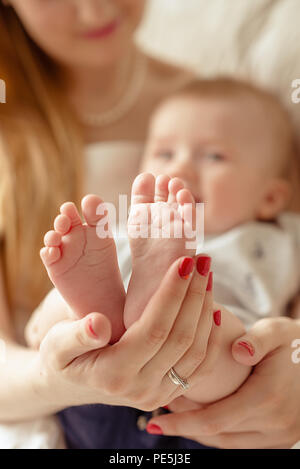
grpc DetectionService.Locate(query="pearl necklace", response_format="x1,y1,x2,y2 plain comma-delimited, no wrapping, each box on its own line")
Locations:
81,54,147,128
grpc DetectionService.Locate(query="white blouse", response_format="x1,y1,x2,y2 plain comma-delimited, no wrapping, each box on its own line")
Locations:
85,141,144,208
1,141,145,449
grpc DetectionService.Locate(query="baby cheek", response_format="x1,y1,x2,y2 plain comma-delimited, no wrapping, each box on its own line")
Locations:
140,158,164,177
140,159,153,174
203,173,249,232
203,171,238,207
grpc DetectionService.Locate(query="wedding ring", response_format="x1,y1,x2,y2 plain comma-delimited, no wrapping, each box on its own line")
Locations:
167,367,189,390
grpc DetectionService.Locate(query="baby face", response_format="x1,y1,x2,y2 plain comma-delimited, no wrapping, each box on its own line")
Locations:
141,94,287,234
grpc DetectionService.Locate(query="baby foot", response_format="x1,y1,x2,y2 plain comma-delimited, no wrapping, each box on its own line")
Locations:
124,173,196,329
40,194,125,343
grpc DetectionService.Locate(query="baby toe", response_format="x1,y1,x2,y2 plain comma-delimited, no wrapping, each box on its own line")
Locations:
44,230,62,247
60,202,82,227
168,177,185,204
154,175,170,203
40,246,61,266
131,173,155,205
177,189,197,232
176,188,195,207
54,214,71,235
81,194,105,227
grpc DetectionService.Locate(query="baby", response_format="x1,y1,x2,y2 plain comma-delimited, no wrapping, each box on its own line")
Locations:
137,78,300,329
36,78,300,407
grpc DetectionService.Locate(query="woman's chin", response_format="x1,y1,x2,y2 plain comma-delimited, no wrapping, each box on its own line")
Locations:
72,42,132,69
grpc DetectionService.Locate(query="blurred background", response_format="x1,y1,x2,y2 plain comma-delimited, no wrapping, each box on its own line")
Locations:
137,0,300,137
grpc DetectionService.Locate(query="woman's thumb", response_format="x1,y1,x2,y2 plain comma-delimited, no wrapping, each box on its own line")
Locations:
231,318,282,366
40,312,112,370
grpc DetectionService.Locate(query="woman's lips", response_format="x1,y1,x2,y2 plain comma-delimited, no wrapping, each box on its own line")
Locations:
81,18,121,39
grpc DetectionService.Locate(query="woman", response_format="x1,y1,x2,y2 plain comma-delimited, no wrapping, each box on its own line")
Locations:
0,0,300,449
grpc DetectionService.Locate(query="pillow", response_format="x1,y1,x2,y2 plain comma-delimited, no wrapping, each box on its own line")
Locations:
137,0,300,209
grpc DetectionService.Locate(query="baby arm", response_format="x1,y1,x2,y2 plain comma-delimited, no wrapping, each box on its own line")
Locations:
25,288,71,349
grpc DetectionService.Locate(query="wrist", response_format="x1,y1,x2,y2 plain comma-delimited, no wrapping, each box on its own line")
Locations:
28,351,68,415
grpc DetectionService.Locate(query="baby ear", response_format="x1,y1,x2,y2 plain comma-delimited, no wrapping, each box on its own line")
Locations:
257,178,291,220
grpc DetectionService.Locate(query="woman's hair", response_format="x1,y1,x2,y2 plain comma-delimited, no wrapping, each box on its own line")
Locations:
0,5,84,317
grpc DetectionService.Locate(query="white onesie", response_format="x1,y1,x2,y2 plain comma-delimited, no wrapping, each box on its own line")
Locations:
203,213,300,328
117,212,300,329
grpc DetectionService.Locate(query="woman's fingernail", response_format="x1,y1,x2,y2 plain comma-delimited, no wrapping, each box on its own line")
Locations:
206,272,213,291
179,257,194,279
146,423,163,435
196,256,211,276
87,318,98,338
213,310,221,326
162,405,169,410
237,341,255,356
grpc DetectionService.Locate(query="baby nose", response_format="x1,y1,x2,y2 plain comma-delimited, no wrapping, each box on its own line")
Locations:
168,164,196,187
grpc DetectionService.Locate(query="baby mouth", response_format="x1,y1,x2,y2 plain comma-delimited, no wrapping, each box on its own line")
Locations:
193,195,203,204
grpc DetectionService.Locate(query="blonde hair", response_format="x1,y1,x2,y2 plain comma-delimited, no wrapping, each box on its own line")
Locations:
0,5,84,317
166,77,299,182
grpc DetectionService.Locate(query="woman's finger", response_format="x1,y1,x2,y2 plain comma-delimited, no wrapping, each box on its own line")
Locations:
232,316,294,366
114,256,195,371
166,396,205,412
160,283,214,401
172,271,214,378
165,398,279,434
182,431,272,450
40,312,112,370
187,431,292,450
141,255,211,386
147,376,261,437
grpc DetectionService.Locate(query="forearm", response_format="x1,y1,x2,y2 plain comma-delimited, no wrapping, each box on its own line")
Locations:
0,338,63,422
184,305,251,404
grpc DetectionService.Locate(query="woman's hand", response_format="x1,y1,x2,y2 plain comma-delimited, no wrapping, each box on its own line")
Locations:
31,256,216,412
146,317,300,448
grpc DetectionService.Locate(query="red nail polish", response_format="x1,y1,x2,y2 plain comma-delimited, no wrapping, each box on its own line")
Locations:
87,318,98,338
237,341,255,356
206,272,213,291
196,256,211,276
146,423,163,435
213,310,221,326
162,405,169,410
179,257,194,279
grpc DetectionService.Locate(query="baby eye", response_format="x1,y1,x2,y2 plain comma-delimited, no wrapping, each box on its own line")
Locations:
204,152,225,162
155,150,174,160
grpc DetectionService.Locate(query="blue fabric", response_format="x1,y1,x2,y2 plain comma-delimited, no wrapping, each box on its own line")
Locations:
58,404,210,449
